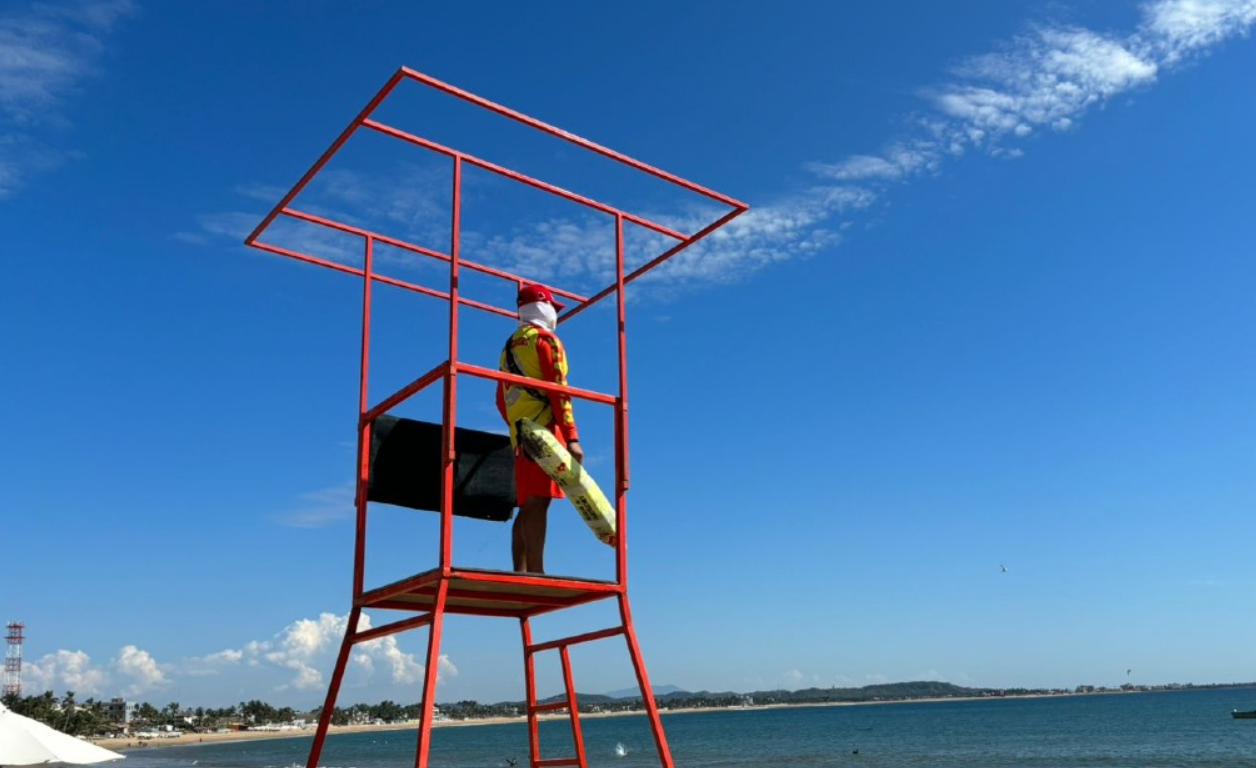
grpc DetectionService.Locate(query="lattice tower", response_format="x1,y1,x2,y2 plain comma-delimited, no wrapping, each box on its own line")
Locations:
4,622,23,698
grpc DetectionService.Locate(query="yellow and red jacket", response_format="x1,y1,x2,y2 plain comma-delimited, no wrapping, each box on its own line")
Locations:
497,324,579,446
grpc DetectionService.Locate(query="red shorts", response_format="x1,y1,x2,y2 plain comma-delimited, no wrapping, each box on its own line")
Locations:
514,430,566,507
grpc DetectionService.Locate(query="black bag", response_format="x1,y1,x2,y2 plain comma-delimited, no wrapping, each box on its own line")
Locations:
367,415,515,521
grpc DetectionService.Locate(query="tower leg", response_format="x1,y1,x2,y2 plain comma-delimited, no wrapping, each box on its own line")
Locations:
520,618,542,768
413,581,450,768
559,645,588,768
306,606,361,768
620,594,675,768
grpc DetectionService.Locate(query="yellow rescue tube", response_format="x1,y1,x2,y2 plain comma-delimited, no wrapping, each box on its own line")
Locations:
516,417,617,547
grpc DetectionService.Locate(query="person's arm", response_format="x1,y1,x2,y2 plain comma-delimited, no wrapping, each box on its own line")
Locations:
536,335,581,461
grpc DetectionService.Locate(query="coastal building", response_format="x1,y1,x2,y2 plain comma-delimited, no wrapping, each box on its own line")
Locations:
101,698,137,724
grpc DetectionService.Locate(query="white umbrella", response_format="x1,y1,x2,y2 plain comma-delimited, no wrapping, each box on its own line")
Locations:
0,702,124,766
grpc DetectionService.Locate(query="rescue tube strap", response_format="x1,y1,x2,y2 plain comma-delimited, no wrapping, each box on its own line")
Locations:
502,336,554,418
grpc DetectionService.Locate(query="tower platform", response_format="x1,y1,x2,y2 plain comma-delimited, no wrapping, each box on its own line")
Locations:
359,567,619,618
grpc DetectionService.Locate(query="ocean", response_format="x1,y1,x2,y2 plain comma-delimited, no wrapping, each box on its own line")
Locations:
119,687,1256,768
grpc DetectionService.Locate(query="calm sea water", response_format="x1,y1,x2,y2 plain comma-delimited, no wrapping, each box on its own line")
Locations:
120,687,1256,768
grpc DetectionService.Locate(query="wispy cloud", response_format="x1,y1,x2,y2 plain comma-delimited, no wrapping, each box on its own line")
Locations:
0,0,136,197
661,0,1255,286
274,483,355,528
196,0,1255,295
807,0,1254,196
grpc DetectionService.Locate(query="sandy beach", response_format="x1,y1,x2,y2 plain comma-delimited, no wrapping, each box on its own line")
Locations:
90,708,654,751
90,694,1085,752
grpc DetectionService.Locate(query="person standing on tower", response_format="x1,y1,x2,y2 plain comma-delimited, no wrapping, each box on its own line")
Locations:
497,283,583,574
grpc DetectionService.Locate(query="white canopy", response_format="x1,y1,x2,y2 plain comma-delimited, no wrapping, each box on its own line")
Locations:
0,702,124,766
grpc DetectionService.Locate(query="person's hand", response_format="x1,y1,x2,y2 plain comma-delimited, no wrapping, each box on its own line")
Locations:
568,440,585,465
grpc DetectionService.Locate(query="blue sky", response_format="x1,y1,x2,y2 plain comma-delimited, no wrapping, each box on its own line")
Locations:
1,0,1254,709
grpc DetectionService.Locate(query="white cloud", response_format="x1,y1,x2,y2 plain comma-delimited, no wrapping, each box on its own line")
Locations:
931,25,1159,145
115,645,167,695
275,483,355,528
22,611,440,702
23,650,108,696
835,0,1253,192
1142,0,1256,63
203,648,243,664
225,611,437,692
195,0,1256,297
21,645,168,698
0,0,135,196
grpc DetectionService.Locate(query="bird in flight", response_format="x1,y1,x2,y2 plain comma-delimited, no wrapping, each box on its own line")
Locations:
1000,564,1008,573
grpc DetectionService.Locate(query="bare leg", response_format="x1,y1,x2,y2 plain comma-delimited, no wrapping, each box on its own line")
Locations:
513,496,552,574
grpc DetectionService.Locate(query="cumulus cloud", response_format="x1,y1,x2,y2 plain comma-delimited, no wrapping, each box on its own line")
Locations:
21,610,443,702
23,650,108,696
115,645,167,695
193,611,440,692
0,0,136,196
21,646,168,698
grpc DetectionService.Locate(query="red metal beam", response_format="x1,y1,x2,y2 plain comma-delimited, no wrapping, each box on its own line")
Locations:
250,240,364,278
358,572,441,606
456,362,618,406
522,589,622,618
402,585,584,608
399,67,748,210
451,569,619,595
361,361,449,425
281,207,588,306
353,613,434,643
363,118,688,243
367,600,529,619
560,645,588,767
560,205,748,324
247,69,407,246
352,235,375,599
526,626,625,655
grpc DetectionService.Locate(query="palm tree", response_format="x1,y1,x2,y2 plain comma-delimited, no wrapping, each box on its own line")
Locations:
61,691,77,730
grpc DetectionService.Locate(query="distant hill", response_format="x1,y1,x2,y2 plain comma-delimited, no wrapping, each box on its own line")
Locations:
602,684,686,699
519,680,1015,711
597,681,989,706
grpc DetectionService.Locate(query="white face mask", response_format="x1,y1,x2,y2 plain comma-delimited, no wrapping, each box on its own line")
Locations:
518,300,557,332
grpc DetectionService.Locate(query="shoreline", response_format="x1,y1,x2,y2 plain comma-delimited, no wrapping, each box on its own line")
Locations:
90,691,1122,752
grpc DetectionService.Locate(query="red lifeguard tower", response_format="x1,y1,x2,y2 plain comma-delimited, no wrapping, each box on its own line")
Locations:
246,68,746,768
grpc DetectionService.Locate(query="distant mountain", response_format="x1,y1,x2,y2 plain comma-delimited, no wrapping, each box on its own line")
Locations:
519,680,1014,712
602,684,687,699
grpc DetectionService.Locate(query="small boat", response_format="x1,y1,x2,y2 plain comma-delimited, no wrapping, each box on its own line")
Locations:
1232,709,1256,719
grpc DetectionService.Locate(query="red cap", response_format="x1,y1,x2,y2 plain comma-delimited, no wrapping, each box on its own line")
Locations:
517,283,566,312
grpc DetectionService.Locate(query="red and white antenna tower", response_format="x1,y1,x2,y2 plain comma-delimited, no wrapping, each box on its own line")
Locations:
4,622,24,698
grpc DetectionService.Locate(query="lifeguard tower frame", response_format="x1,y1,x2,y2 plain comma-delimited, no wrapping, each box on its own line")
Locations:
245,68,747,768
